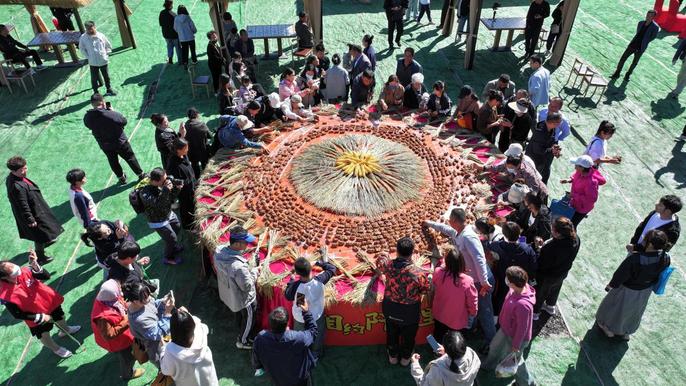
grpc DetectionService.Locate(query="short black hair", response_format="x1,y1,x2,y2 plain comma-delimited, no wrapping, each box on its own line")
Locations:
487,89,504,103
187,107,199,119
246,100,261,111
350,44,362,54
546,111,562,122
474,217,495,235
222,11,232,20
150,167,166,182
362,69,374,79
294,257,312,277
505,156,522,166
122,281,150,302
396,236,415,258
404,47,415,56
502,221,522,242
596,120,616,136
269,306,289,333
449,208,467,223
433,80,445,91
173,137,188,151
498,73,511,83
298,11,307,18
660,194,683,214
66,168,86,184
6,156,26,171
314,43,325,52
525,191,542,210
170,308,196,348
332,53,341,65
90,93,104,104
118,240,140,260
529,55,543,65
646,229,669,250
206,30,216,39
506,266,528,288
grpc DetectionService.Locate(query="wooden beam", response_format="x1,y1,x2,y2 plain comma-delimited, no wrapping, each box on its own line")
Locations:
464,0,483,70
549,0,579,67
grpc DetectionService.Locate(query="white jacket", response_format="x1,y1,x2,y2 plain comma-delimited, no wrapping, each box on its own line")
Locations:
79,32,111,67
161,316,219,386
410,348,480,386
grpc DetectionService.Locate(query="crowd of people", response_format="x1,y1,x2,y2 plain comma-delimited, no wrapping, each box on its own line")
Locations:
0,2,682,386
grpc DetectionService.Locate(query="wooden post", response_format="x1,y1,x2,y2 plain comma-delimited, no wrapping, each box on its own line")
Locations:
441,0,456,36
549,0,579,67
114,0,136,48
464,0,483,70
304,0,323,44
73,8,85,33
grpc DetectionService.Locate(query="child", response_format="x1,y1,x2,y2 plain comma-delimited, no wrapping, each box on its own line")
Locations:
284,249,336,359
67,168,98,228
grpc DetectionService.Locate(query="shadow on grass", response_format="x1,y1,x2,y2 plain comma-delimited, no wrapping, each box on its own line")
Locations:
654,139,686,189
650,96,686,121
560,326,628,386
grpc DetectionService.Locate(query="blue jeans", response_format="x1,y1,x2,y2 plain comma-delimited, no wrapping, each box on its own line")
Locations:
474,268,496,344
405,0,419,19
457,15,469,34
165,38,180,60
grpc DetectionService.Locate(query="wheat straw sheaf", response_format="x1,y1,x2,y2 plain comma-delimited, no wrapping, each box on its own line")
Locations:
290,134,427,217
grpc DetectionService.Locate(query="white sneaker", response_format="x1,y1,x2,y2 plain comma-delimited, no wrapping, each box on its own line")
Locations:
235,341,253,350
532,312,540,321
541,303,557,315
53,347,73,358
58,325,81,338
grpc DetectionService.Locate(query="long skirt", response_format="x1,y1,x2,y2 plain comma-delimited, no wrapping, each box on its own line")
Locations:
595,285,652,335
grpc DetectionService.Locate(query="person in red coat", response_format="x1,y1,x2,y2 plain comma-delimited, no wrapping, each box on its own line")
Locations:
0,250,80,358
91,279,145,380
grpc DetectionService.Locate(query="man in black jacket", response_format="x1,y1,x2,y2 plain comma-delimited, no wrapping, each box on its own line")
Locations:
5,157,63,264
384,0,408,49
159,0,180,64
628,195,682,253
183,108,211,176
0,24,44,70
84,94,145,185
524,0,550,58
140,168,183,265
206,30,226,93
351,69,376,109
525,111,561,184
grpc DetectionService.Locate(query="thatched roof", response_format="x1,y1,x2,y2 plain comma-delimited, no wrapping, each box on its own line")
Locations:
0,0,93,7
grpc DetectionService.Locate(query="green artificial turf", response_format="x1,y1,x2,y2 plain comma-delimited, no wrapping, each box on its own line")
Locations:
0,0,685,385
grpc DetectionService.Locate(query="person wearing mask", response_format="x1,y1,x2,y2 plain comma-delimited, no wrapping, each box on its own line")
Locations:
165,139,197,229
206,30,225,93
545,0,564,55
124,281,174,367
0,250,81,358
0,24,45,70
384,0,408,49
296,64,321,107
500,98,532,152
84,94,146,184
349,44,372,81
524,0,550,58
183,108,212,177
214,226,259,349
377,74,405,113
450,85,480,131
627,195,682,253
487,222,538,314
79,21,115,96
507,191,552,244
528,55,550,109
404,72,428,110
217,74,236,115
424,208,496,353
503,143,542,180
427,81,452,119
481,266,536,386
252,302,317,386
410,331,480,386
151,113,184,169
295,12,315,49
81,219,133,278
596,230,671,340
375,237,431,366
362,34,377,71
107,241,154,291
537,97,570,142
321,54,349,103
284,251,336,359
559,155,607,227
416,0,433,24
533,217,580,320
584,121,622,166
482,74,515,101
161,308,219,386
140,168,184,265
484,154,548,198
6,156,63,265
477,90,505,143
66,168,98,228
351,69,376,109
431,248,478,343
396,47,423,87
525,111,562,184
174,5,198,68
91,279,145,380
610,10,659,82
159,0,180,64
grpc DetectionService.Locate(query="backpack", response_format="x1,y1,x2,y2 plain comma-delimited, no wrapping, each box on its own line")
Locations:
128,178,149,214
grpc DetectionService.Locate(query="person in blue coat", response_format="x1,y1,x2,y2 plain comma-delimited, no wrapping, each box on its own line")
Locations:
610,10,659,81
217,115,268,152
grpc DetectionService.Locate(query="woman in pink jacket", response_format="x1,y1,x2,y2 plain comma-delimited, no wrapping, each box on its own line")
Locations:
561,154,607,227
431,248,478,344
278,68,307,101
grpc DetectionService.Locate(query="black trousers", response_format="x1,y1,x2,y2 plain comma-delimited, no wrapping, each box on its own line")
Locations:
386,318,418,360
432,319,453,346
529,152,553,184
209,65,222,92
614,46,643,77
571,211,587,228
534,275,566,313
417,4,432,22
524,25,543,56
188,153,208,178
10,50,43,68
387,18,404,46
116,346,135,379
236,301,258,344
438,0,451,28
178,191,196,230
180,40,197,65
90,65,111,93
103,141,143,178
546,30,560,51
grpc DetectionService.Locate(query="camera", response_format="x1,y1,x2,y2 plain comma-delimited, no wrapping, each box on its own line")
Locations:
167,176,184,186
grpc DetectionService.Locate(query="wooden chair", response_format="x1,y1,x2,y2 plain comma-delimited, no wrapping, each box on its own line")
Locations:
188,65,211,98
565,57,590,89
580,68,608,101
537,28,549,51
0,60,35,94
291,36,312,66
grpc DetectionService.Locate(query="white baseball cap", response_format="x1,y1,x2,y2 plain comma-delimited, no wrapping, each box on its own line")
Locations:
503,143,524,158
570,155,593,169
